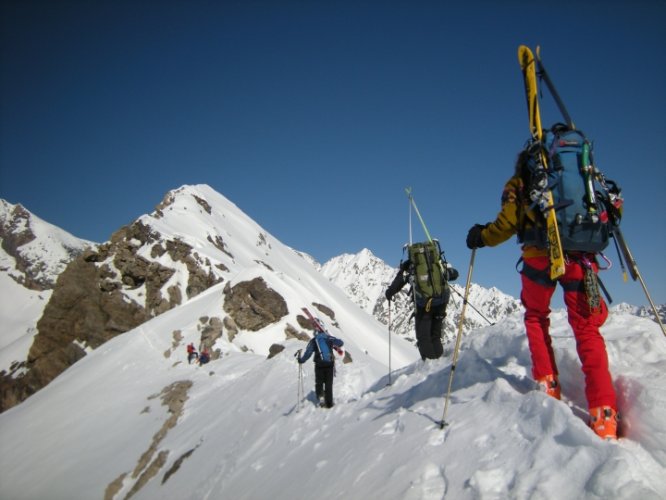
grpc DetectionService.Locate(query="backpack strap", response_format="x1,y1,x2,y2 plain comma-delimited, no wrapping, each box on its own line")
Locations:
422,246,436,312
517,258,557,289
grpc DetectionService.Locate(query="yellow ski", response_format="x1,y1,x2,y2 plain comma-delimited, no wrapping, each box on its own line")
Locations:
518,45,565,279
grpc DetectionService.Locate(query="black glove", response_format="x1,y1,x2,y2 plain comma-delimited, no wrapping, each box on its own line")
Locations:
448,268,459,281
466,224,486,249
385,290,393,302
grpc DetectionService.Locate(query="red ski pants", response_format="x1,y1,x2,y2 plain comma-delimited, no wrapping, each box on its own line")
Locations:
520,255,616,410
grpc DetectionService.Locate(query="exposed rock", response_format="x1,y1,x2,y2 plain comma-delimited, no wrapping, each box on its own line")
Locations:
223,277,288,331
223,316,239,343
296,314,313,331
313,302,335,321
198,316,223,360
1,213,224,412
193,195,212,214
284,323,310,342
0,255,150,412
107,380,192,499
162,442,201,484
267,344,285,359
207,234,234,259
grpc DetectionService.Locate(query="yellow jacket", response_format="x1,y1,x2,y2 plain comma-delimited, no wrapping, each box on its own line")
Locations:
480,174,547,258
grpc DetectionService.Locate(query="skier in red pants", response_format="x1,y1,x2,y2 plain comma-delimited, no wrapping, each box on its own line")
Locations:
465,150,618,440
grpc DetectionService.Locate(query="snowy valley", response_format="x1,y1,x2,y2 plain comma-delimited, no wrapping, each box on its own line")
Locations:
0,185,665,500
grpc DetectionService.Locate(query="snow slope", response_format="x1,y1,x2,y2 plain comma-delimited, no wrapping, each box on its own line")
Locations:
0,291,663,500
0,273,50,374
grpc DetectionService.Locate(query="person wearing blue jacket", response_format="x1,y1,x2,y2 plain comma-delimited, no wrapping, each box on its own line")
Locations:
297,326,344,408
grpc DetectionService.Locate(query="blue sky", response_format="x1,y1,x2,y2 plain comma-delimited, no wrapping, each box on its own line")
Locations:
1,0,664,308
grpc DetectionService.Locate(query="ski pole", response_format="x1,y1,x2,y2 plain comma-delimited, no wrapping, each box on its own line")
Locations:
387,301,392,386
535,46,575,130
613,229,666,337
405,187,433,243
449,286,494,326
439,249,476,429
611,233,629,282
406,187,413,245
295,350,303,412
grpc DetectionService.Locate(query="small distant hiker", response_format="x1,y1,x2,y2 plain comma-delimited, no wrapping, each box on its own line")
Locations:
297,322,344,408
465,135,621,440
186,343,198,364
198,348,210,366
385,240,459,360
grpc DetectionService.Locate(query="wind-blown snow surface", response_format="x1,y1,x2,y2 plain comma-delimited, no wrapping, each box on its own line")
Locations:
1,293,664,499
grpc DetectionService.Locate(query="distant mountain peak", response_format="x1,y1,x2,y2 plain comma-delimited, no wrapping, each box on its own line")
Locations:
0,199,92,290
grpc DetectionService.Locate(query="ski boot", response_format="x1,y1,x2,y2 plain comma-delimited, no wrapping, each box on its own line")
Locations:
589,406,618,441
536,374,561,400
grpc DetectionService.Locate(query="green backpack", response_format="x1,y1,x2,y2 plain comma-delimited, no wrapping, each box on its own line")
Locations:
407,240,448,310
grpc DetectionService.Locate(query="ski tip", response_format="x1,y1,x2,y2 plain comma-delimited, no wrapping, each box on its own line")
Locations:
517,45,534,66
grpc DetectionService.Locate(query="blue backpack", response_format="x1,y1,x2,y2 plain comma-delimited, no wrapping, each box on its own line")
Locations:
522,124,621,253
314,333,333,363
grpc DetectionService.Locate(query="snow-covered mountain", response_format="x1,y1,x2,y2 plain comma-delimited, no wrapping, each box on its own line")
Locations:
1,185,665,499
0,200,93,377
0,186,420,412
320,249,522,344
612,301,666,324
0,199,94,290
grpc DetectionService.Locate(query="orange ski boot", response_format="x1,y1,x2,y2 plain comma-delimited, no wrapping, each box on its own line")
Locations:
589,406,618,441
536,374,561,400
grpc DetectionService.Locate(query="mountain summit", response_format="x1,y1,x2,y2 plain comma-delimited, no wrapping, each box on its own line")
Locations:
0,185,419,412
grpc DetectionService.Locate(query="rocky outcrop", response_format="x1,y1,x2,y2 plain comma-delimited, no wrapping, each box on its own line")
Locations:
0,254,150,411
223,278,288,331
0,215,225,413
198,316,224,360
105,380,193,500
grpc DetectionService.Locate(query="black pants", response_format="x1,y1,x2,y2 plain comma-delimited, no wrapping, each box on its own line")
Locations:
415,304,445,360
314,363,335,408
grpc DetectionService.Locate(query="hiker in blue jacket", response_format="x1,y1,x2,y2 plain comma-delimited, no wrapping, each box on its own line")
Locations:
298,325,344,408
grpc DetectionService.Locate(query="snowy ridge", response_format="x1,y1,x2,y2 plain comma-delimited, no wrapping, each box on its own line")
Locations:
0,286,664,499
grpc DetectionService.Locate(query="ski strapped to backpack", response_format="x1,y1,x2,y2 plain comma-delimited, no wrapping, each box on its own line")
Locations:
406,240,449,312
518,45,566,279
403,188,452,312
301,307,343,360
